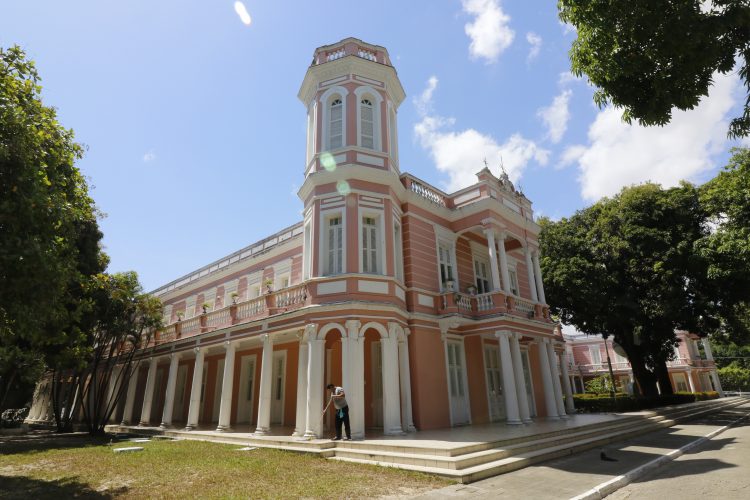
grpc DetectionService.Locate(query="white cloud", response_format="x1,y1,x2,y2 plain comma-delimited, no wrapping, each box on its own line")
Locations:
559,20,577,35
462,0,514,63
234,1,252,25
143,150,156,162
538,89,572,144
563,72,740,201
526,32,542,62
414,77,548,191
558,71,582,87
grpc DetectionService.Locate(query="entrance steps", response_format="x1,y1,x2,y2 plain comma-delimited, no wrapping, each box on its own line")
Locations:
329,397,745,483
108,397,745,484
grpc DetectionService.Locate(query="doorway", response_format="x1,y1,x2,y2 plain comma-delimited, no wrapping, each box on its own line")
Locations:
483,345,505,421
447,340,470,425
270,351,286,425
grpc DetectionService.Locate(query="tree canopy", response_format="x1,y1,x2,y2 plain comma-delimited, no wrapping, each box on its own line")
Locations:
558,0,750,138
539,182,713,397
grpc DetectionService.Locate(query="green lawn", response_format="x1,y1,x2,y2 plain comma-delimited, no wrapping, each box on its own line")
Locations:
0,433,450,499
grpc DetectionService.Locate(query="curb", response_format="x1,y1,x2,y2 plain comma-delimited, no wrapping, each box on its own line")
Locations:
570,404,750,500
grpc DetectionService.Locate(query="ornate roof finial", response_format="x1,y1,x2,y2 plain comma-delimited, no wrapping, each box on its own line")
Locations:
483,157,489,169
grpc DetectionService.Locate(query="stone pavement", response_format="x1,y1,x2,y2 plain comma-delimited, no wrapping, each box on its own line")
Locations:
413,400,750,499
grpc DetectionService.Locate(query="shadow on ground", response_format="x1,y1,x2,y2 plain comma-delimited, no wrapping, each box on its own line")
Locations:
0,432,119,456
0,475,121,500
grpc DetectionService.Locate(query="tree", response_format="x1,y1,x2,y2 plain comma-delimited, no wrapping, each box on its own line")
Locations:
696,148,750,344
717,365,750,392
540,183,713,398
558,0,750,138
0,46,103,409
49,272,162,434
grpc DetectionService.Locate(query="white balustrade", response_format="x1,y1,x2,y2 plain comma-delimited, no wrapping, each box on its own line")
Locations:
205,308,231,329
236,296,266,320
327,49,345,61
180,317,200,336
476,293,494,311
456,293,472,312
275,284,306,308
409,179,447,207
514,297,535,316
357,49,376,61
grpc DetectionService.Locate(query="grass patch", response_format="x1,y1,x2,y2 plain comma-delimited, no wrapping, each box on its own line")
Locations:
0,433,450,499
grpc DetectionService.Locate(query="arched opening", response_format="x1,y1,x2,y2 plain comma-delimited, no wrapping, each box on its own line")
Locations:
363,328,384,430
322,328,343,433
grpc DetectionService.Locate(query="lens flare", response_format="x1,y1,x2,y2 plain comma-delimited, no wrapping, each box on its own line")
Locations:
234,2,252,26
336,180,351,196
320,152,337,172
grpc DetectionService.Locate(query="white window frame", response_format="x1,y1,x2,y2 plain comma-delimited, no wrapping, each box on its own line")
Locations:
302,217,313,280
589,345,602,366
320,208,346,276
393,217,404,282
435,229,458,292
473,256,491,294
508,267,520,296
306,100,317,165
202,289,216,312
223,279,239,307
272,259,292,290
246,271,262,300
354,86,383,151
185,296,197,318
320,86,348,152
358,209,385,275
387,102,398,170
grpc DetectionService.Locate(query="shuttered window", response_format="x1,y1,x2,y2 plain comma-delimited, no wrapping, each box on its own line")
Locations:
360,98,374,149
329,99,343,149
326,216,343,275
362,216,379,274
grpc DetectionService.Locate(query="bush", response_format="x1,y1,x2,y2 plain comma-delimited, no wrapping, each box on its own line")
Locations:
718,365,750,391
0,408,29,428
572,391,719,413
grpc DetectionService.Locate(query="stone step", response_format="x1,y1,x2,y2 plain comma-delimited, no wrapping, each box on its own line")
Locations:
329,397,745,483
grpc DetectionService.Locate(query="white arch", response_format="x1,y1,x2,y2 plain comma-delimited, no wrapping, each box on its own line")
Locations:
320,85,349,153
359,321,389,339
317,322,347,341
354,85,384,151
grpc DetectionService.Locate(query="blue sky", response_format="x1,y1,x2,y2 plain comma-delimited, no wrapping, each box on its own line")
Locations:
2,0,747,291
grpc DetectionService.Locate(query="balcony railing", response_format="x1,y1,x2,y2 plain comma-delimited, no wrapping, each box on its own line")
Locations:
436,290,550,322
156,283,308,344
405,177,448,207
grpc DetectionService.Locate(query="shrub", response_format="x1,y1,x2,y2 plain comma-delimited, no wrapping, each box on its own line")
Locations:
0,408,29,428
572,391,718,413
718,365,750,391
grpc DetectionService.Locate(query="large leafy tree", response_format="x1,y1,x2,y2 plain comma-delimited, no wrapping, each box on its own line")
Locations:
0,46,104,409
49,272,162,434
558,0,750,138
540,183,712,397
697,148,750,343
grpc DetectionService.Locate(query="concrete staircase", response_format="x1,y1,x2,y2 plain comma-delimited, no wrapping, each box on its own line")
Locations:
327,397,745,483
109,397,746,484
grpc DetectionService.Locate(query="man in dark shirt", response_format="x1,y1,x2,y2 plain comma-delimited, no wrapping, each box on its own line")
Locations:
326,383,351,441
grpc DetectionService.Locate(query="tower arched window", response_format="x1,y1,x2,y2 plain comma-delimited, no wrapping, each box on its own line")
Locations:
329,98,343,149
360,98,374,149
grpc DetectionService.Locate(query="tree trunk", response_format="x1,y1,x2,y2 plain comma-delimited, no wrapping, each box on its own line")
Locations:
0,368,17,411
655,360,674,396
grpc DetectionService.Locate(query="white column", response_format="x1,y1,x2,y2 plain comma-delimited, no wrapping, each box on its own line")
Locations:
293,336,309,436
398,328,417,432
484,228,502,291
560,350,575,413
185,347,205,431
524,248,539,303
255,334,274,434
382,333,404,435
547,342,567,417
497,332,521,424
509,333,532,423
216,341,237,432
532,250,547,305
538,341,559,418
305,335,325,438
346,320,365,440
121,363,139,425
160,353,181,428
702,338,724,397
687,371,697,393
498,231,511,294
139,357,158,426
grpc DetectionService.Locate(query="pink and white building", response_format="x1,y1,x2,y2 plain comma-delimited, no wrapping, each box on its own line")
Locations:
27,38,574,436
564,331,724,396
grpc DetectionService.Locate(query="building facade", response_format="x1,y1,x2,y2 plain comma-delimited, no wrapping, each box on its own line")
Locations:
27,38,573,437
564,331,724,396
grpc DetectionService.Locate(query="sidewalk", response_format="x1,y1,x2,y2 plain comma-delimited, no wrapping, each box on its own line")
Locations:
413,401,750,499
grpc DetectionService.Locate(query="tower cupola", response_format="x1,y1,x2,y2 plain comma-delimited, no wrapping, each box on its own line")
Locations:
298,38,406,177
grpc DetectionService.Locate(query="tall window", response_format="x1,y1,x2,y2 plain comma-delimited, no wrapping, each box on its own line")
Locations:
438,243,455,290
389,108,398,161
326,216,343,275
508,268,519,296
474,259,490,294
360,98,374,149
589,346,602,366
393,221,404,282
329,98,343,149
362,216,379,274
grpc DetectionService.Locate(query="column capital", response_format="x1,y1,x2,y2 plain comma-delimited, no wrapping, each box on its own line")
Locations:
222,340,235,351
345,320,361,337
193,346,202,355
404,327,411,337
495,330,512,339
261,333,272,345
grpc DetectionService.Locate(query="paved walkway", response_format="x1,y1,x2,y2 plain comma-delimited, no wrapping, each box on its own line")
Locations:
413,401,750,499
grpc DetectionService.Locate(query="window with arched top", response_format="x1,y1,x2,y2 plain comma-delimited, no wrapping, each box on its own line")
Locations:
360,98,374,149
329,98,343,149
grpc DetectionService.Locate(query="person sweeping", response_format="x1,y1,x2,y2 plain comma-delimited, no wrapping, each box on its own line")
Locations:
325,383,351,441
